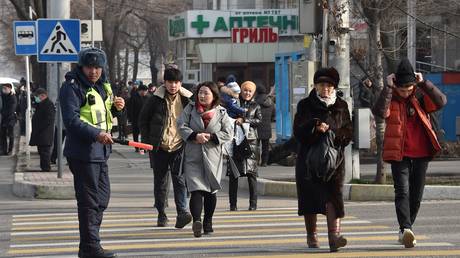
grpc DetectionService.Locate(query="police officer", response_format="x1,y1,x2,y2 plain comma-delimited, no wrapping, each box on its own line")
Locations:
59,48,124,258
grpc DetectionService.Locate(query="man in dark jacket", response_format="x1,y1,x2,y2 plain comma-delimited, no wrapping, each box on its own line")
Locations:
29,88,55,171
59,48,124,258
139,67,193,228
1,84,17,155
127,84,148,151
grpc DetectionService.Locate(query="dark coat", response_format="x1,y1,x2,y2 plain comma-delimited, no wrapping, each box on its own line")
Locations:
30,98,55,146
255,93,274,140
293,89,352,218
235,98,262,176
127,92,147,127
59,67,122,162
138,86,192,152
1,92,17,128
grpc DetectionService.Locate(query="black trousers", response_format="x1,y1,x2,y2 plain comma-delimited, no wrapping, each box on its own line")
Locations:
190,190,217,222
37,145,52,171
391,157,430,232
229,173,257,207
68,159,110,253
51,128,66,163
0,125,15,155
132,125,140,148
259,139,270,165
151,149,188,215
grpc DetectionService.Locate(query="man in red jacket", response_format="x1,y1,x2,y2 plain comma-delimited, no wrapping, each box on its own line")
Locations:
372,59,447,248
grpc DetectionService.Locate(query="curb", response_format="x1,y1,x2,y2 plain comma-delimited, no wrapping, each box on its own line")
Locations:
12,136,75,200
223,177,460,201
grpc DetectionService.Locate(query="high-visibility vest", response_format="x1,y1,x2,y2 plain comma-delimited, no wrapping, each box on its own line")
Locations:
79,83,113,131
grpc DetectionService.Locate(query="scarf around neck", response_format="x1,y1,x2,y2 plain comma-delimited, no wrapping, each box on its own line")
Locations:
196,101,215,128
316,89,337,107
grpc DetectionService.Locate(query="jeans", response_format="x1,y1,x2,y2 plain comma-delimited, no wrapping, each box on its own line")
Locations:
68,159,110,253
152,148,188,215
391,157,429,231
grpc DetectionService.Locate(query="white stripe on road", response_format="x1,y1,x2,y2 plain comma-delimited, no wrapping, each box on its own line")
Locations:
12,213,306,226
10,220,370,236
9,230,397,248
12,207,298,218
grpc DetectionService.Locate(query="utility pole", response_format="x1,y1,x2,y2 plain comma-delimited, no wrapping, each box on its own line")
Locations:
327,0,358,182
46,0,70,178
407,0,416,68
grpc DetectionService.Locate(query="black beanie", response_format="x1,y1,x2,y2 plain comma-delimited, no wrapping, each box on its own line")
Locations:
395,59,416,87
314,67,340,88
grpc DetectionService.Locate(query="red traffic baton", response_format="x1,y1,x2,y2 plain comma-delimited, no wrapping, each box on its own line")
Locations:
113,138,154,151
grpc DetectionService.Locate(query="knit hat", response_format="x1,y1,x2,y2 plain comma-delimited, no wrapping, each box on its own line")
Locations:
313,67,340,88
138,84,148,91
78,47,106,68
395,58,416,87
226,81,240,94
226,74,237,85
241,81,257,92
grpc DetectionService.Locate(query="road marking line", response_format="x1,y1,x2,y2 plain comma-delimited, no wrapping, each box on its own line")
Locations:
6,235,431,255
9,232,425,248
11,207,299,218
12,225,389,242
11,218,371,232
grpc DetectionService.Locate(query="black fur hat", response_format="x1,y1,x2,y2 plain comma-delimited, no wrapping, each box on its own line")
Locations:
313,67,340,88
395,58,416,87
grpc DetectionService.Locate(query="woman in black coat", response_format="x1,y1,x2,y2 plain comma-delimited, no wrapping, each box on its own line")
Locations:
1,84,17,155
293,67,352,252
30,88,56,171
254,84,274,167
229,81,262,211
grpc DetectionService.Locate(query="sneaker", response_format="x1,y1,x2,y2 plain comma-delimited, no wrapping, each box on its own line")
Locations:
402,229,416,248
157,213,169,227
175,212,192,229
192,221,202,238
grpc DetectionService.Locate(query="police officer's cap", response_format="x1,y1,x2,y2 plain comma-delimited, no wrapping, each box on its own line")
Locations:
78,47,107,68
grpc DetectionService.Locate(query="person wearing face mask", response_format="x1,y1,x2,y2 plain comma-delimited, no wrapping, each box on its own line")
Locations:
59,48,125,258
1,84,17,155
228,81,262,211
29,88,55,172
293,67,353,252
178,81,233,237
372,59,447,249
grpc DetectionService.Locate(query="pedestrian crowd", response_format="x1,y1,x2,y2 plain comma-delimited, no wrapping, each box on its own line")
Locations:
5,46,446,257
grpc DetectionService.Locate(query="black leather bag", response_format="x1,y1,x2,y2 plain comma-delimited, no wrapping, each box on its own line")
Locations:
233,126,253,160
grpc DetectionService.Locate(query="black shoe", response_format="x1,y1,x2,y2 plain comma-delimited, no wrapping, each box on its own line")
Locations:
260,162,267,167
248,205,257,211
175,212,192,229
192,221,202,238
230,205,237,211
203,219,213,234
79,249,117,258
157,213,169,227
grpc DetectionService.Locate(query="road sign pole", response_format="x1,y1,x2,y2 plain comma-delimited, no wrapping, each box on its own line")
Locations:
91,0,94,47
56,62,63,178
25,55,32,164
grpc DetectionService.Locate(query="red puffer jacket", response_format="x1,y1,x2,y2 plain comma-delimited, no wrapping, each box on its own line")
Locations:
372,80,447,162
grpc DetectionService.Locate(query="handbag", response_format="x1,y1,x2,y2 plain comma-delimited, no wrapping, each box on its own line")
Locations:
233,125,253,160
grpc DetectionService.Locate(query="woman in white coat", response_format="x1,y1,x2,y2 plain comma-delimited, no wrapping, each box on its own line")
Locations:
178,81,233,237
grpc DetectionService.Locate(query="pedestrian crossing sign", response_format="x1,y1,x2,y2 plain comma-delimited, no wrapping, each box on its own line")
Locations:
37,19,80,63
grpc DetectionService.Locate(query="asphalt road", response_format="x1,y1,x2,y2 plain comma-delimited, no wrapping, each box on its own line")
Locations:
1,145,460,257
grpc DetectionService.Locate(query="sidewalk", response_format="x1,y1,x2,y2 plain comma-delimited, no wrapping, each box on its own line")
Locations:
12,137,75,199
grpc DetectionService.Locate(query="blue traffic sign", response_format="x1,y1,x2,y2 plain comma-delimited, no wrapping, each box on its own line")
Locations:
13,21,37,55
37,19,80,63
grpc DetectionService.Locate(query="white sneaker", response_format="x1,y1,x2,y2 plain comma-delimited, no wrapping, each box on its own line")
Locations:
402,229,417,248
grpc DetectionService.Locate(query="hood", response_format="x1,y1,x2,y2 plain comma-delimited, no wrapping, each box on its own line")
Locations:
220,86,240,99
153,85,193,99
